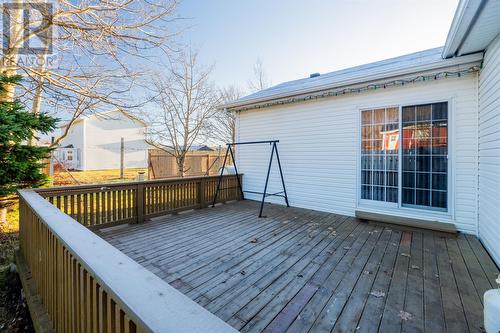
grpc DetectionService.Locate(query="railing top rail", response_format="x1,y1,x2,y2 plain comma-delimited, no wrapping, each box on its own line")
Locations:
18,189,238,333
34,174,240,194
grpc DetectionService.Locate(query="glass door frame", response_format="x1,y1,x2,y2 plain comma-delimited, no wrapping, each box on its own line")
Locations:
358,101,453,215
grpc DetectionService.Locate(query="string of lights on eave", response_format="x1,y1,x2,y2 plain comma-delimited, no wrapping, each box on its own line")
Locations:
230,65,481,113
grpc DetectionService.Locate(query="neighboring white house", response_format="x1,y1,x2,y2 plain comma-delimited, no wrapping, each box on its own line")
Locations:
58,110,150,170
225,0,500,265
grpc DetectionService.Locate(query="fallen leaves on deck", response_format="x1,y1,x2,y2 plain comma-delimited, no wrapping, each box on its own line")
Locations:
398,311,413,321
369,290,385,298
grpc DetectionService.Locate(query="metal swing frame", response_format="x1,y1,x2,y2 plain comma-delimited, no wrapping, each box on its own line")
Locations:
211,140,290,217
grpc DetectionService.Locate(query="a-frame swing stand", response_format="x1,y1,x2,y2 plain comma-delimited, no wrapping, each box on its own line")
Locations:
211,140,290,218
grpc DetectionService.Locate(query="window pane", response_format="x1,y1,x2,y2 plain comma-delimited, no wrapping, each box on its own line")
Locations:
403,139,416,155
402,106,415,123
432,102,447,120
416,155,430,172
402,102,448,210
373,125,384,140
432,120,447,136
362,171,371,185
362,140,372,154
386,107,399,123
372,140,383,152
387,188,398,203
403,172,415,188
386,155,398,171
361,126,372,139
432,137,448,154
362,185,372,200
386,172,398,187
416,139,431,154
373,186,385,201
373,109,385,124
362,110,372,125
432,156,447,172
416,190,430,206
403,156,415,171
432,173,447,190
361,156,371,169
403,188,415,205
432,191,447,208
372,155,384,170
416,104,431,121
416,173,430,189
373,171,385,185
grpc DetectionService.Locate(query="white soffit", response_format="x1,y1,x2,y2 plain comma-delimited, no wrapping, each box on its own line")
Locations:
443,0,500,58
459,0,500,56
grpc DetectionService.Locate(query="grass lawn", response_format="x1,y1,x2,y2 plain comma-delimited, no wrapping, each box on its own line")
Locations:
53,168,148,186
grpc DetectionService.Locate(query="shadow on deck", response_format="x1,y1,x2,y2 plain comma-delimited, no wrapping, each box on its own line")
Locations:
99,201,499,333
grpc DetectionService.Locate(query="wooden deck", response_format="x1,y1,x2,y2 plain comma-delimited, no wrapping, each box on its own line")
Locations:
99,201,499,333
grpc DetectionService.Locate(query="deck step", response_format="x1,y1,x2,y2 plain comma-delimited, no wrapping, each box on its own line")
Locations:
355,210,457,234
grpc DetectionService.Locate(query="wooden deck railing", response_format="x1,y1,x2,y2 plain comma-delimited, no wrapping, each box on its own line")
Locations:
17,181,240,333
35,175,241,229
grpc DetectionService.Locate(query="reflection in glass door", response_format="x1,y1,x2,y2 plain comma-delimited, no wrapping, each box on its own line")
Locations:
361,107,399,203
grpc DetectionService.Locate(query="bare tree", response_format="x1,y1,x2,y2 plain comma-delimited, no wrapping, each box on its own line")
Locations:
247,58,272,92
204,85,242,144
0,0,180,146
145,49,219,176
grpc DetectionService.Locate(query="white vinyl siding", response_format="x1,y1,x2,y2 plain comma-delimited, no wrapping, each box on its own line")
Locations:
84,112,149,171
236,75,478,233
60,111,149,171
478,33,500,265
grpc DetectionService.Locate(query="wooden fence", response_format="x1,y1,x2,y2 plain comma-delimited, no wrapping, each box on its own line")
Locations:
148,149,232,179
35,175,241,230
16,176,241,333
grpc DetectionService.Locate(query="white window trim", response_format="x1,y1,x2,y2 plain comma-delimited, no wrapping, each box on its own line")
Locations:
356,98,455,223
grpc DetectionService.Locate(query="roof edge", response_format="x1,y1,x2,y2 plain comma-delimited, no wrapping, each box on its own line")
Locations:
442,0,485,58
224,51,483,111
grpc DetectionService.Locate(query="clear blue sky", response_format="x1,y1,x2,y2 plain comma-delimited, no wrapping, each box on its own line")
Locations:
176,0,459,91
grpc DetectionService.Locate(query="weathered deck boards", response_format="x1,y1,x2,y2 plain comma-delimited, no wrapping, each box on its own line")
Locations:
99,201,499,333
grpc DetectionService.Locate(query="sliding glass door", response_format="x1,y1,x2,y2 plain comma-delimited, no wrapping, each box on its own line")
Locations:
360,102,448,211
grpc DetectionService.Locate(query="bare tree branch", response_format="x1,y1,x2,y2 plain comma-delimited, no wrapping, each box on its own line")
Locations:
203,85,242,145
143,48,220,176
1,0,181,145
247,57,271,93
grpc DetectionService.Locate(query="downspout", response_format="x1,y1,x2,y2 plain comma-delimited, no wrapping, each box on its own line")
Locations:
475,66,481,237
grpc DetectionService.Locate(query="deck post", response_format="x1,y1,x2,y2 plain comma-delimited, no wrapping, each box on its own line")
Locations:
199,177,207,209
136,183,144,223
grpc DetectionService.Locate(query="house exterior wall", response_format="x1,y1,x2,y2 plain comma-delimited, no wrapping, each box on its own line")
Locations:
83,112,149,170
478,33,500,265
53,148,79,170
59,122,85,169
236,75,479,233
